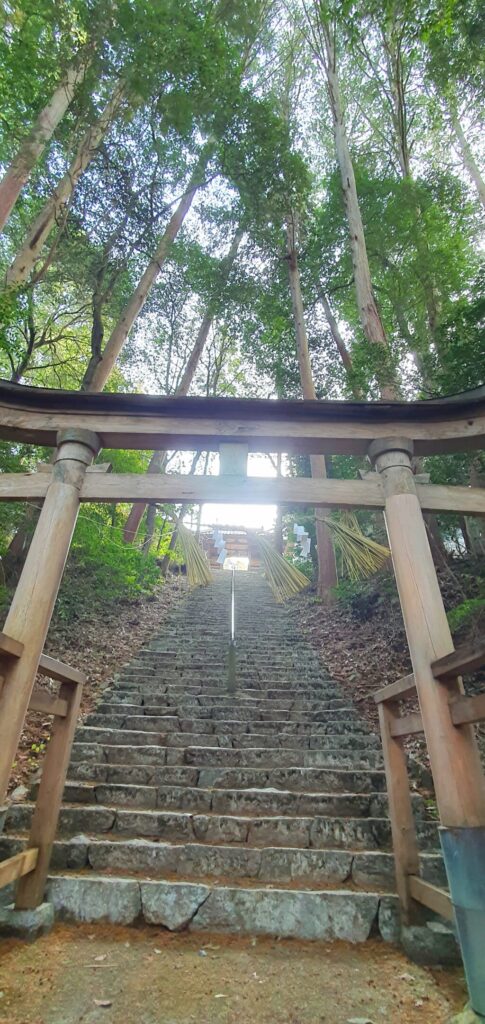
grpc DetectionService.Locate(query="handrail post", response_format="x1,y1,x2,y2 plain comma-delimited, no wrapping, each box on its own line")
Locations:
0,428,99,802
377,699,420,923
15,677,83,909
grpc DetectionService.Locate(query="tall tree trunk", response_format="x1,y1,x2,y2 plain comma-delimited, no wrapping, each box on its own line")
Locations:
81,144,213,393
465,459,485,555
0,51,90,232
447,101,485,210
313,17,397,399
286,214,338,602
142,503,157,556
381,26,411,178
122,225,243,542
380,24,443,355
5,81,126,290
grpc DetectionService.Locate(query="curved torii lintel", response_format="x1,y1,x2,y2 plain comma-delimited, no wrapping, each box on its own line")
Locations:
0,380,484,455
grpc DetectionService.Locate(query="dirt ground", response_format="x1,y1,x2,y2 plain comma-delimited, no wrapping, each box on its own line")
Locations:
0,924,466,1024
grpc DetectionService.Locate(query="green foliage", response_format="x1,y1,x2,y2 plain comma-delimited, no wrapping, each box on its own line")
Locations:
448,596,485,634
55,509,162,623
334,574,400,620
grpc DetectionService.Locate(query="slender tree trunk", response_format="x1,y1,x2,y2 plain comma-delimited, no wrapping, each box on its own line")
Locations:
286,214,338,601
142,503,157,556
81,145,213,393
319,289,365,400
381,28,411,178
447,101,485,210
314,19,397,399
465,459,485,555
122,225,243,542
160,521,182,577
381,26,443,355
0,52,90,233
5,81,126,290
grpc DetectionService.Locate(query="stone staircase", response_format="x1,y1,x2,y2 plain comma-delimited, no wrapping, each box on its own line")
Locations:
2,571,450,942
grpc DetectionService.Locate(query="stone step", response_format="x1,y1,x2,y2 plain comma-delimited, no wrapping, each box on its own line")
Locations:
57,781,424,821
100,697,353,712
71,741,384,770
84,714,366,735
111,684,343,700
75,726,379,751
0,834,447,890
5,802,438,850
27,569,450,949
117,666,330,679
44,873,398,941
68,760,387,793
108,685,350,702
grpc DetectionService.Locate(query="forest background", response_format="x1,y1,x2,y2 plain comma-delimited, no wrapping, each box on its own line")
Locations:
0,0,483,637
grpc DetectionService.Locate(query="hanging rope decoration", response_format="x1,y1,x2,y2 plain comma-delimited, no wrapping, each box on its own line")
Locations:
175,522,212,587
172,515,389,594
254,533,310,603
324,512,390,580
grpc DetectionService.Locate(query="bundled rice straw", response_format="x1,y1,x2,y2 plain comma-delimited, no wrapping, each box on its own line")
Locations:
255,533,310,603
324,512,390,581
175,523,212,587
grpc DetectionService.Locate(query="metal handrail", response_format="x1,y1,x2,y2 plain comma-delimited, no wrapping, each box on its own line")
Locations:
228,566,236,691
230,566,235,642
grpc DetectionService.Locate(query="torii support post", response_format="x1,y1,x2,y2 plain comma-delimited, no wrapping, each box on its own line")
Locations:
370,438,485,1017
0,428,99,804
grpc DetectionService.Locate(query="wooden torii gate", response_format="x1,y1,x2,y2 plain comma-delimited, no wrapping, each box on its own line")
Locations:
0,381,484,1012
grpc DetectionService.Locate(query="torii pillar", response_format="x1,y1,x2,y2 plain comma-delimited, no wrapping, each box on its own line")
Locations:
370,437,485,1016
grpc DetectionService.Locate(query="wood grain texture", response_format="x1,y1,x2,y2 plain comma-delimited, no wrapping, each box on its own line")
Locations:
15,679,83,909
0,436,95,803
432,640,485,680
378,702,420,922
451,693,485,726
28,688,68,718
390,711,424,737
37,654,85,686
0,848,38,889
376,457,485,828
374,673,416,704
408,876,453,921
0,632,24,658
0,395,484,455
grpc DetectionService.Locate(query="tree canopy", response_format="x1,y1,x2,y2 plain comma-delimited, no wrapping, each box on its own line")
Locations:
0,0,483,595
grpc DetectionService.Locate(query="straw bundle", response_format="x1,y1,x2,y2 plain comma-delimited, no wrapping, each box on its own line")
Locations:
175,523,212,587
324,512,390,580
255,533,310,603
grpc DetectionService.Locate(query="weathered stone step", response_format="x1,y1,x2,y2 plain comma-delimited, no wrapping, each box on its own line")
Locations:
73,733,380,757
6,802,438,850
44,873,397,941
110,683,348,700
84,714,366,735
74,727,379,751
112,680,338,696
117,665,330,679
100,696,353,713
71,741,384,770
68,760,387,794
0,835,447,890
58,781,425,822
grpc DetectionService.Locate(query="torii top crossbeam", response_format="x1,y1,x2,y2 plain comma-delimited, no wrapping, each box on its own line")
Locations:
0,380,484,456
